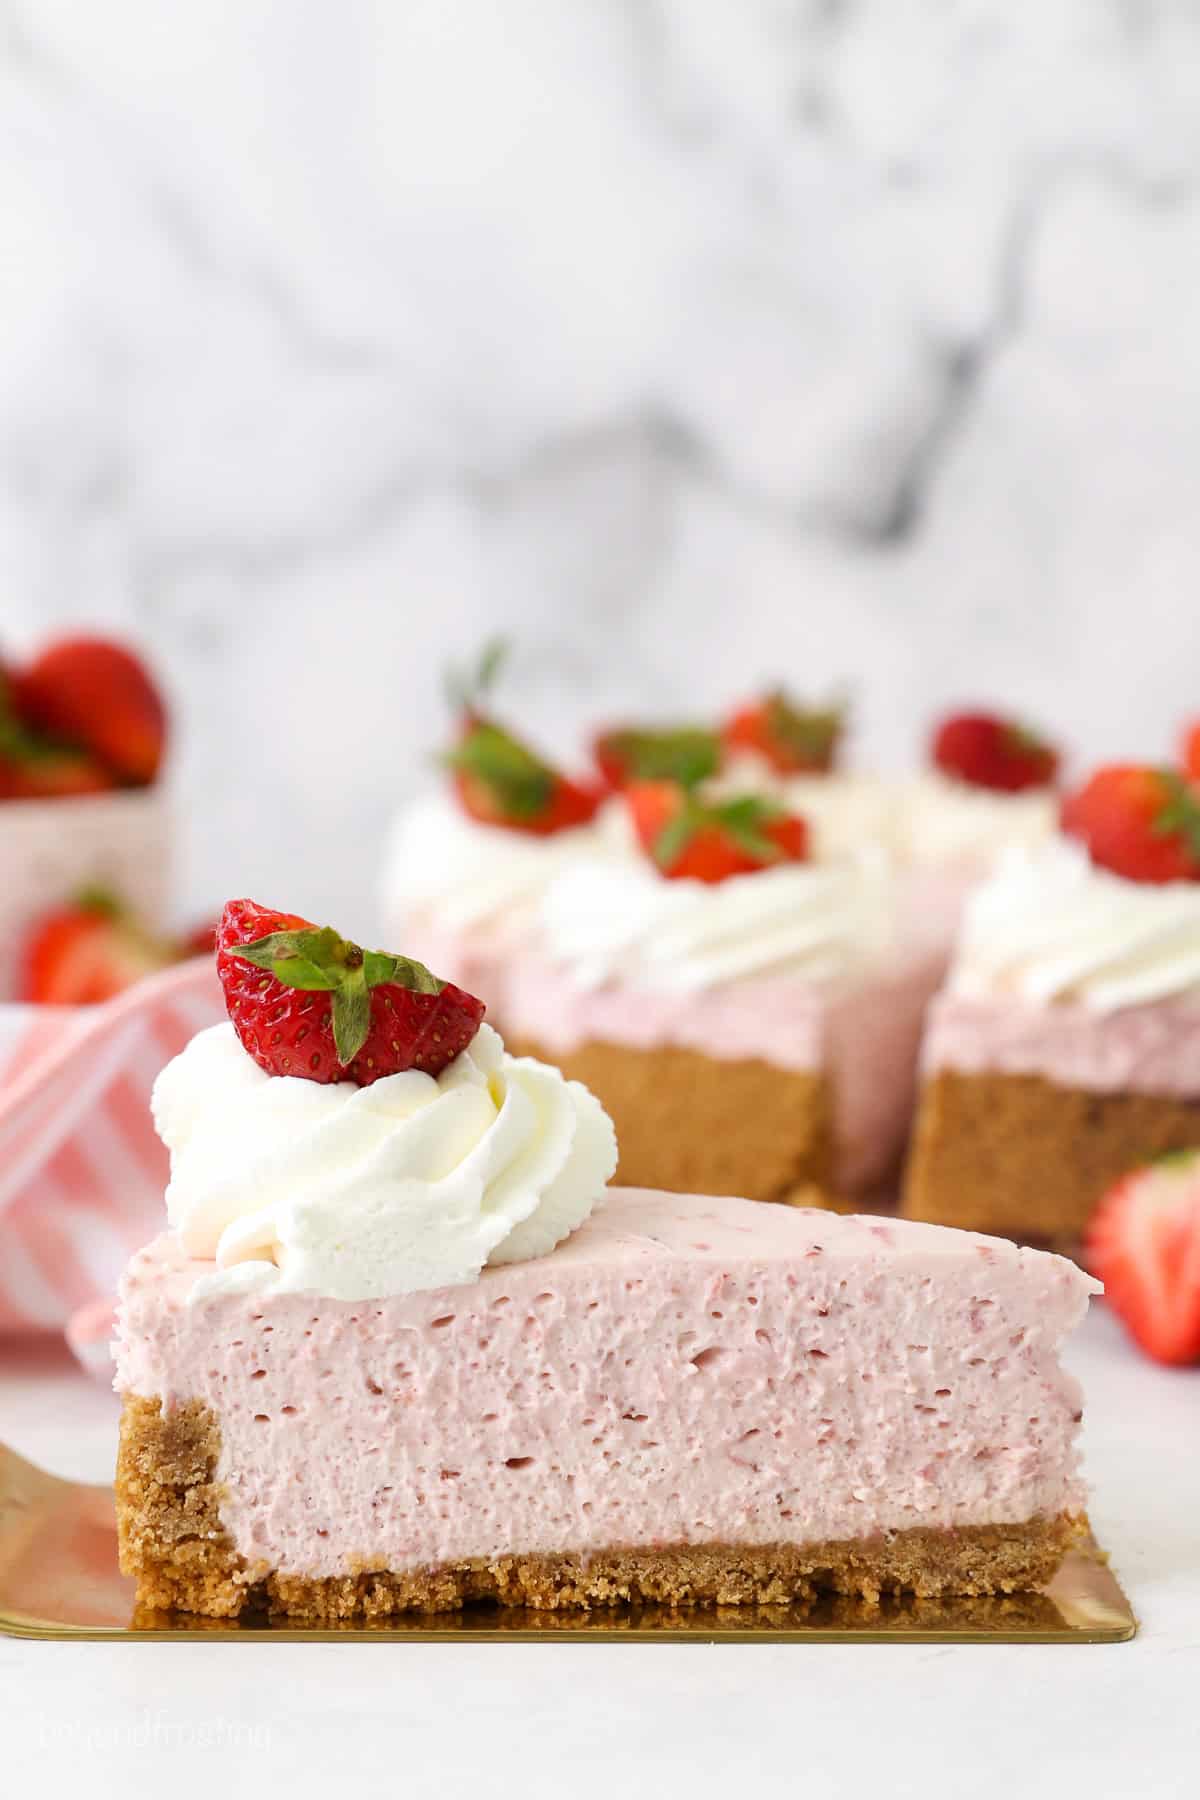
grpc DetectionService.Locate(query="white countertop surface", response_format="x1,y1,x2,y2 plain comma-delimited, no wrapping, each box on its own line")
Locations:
1,1306,1196,1799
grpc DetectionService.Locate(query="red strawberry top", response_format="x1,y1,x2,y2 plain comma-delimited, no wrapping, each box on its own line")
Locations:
216,899,486,1086
443,640,600,836
1061,765,1200,885
593,724,722,792
723,690,845,776
931,710,1059,794
627,780,809,884
1086,1151,1200,1367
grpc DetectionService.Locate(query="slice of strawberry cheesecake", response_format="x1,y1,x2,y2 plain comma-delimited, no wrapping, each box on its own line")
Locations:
904,765,1200,1241
114,898,1096,1619
493,780,944,1204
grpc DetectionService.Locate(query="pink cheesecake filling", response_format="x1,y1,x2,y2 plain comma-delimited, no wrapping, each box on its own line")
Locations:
924,991,1200,1097
114,1190,1092,1582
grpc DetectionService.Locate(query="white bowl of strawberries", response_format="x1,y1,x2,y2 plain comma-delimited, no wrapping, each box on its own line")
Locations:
0,634,187,1003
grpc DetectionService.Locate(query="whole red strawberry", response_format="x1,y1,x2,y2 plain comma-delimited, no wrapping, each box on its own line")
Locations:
443,640,600,835
723,691,845,776
593,725,722,791
932,710,1059,793
216,899,486,1085
1086,1152,1200,1367
0,657,115,799
627,781,809,883
1061,765,1200,885
20,889,172,1004
14,635,166,786
0,743,115,800
1180,720,1200,785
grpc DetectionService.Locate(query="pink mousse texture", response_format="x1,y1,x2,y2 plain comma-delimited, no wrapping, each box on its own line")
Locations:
402,925,943,1193
113,1190,1094,1581
924,991,1200,1097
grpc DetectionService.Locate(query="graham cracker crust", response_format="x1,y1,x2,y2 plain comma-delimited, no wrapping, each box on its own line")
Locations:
508,1036,834,1205
116,1394,1084,1622
904,1066,1200,1239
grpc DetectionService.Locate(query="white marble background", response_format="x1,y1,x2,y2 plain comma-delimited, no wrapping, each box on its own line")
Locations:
3,1,1200,931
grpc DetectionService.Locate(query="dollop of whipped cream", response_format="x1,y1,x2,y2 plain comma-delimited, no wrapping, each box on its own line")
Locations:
380,792,623,935
902,771,1058,868
153,1022,617,1302
538,855,895,992
949,839,1200,1011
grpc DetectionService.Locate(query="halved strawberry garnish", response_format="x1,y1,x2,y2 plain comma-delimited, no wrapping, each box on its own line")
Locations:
217,898,486,1085
447,721,601,835
1061,765,1200,885
13,635,166,786
443,640,600,835
723,691,845,776
1180,720,1200,785
1086,1152,1200,1366
593,725,722,792
19,889,173,1004
627,780,809,883
931,710,1059,793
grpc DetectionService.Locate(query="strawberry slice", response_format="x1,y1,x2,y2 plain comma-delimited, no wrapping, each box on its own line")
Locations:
14,635,166,786
723,691,845,776
1086,1153,1200,1366
20,889,173,1004
442,638,601,835
593,725,722,792
932,710,1059,793
217,898,486,1086
627,780,809,883
1061,765,1200,885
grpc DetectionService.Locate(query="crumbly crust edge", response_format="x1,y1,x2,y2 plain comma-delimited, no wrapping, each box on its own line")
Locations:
116,1393,1086,1621
904,1064,1200,1239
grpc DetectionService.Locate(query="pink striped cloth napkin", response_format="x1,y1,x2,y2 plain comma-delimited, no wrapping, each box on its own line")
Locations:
0,961,224,1359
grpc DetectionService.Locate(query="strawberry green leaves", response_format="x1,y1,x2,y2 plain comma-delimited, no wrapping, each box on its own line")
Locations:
651,793,790,870
443,721,556,821
1152,771,1200,864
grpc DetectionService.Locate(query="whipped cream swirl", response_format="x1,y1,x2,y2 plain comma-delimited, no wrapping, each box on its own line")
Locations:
902,771,1058,868
154,1022,617,1302
380,793,622,935
538,855,895,992
949,840,1200,1011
